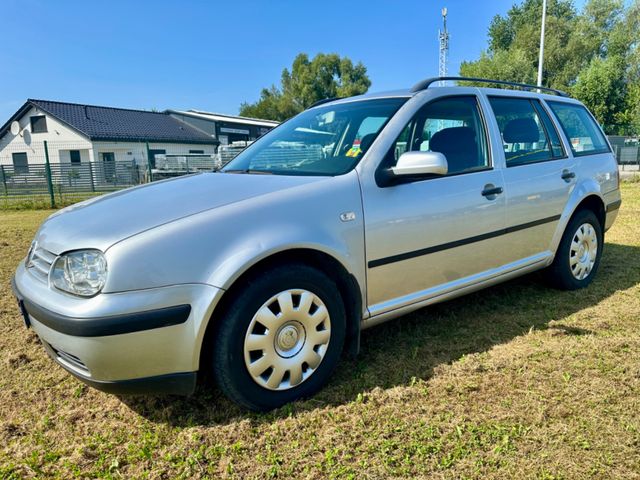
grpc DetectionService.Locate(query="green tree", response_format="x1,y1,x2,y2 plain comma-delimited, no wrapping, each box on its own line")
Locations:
239,53,371,122
460,0,639,133
573,55,626,128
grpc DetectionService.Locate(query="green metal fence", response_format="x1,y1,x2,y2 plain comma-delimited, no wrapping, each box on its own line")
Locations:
0,160,142,208
0,140,230,209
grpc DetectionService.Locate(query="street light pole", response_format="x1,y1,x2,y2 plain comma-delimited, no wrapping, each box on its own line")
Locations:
537,0,547,87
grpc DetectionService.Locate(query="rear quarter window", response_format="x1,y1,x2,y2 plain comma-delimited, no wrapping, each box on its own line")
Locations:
546,101,610,156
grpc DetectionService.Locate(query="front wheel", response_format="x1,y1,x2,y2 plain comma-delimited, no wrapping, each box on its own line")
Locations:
212,264,346,411
545,209,603,290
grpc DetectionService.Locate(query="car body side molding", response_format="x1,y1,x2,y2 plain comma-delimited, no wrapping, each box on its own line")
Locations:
368,214,561,268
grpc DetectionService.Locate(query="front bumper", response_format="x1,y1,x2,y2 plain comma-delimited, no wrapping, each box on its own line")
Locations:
11,261,224,395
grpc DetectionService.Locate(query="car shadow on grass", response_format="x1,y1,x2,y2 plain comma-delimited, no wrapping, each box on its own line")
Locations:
120,242,640,427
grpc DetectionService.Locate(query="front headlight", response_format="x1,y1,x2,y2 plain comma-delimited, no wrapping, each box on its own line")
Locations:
26,241,36,264
51,250,107,297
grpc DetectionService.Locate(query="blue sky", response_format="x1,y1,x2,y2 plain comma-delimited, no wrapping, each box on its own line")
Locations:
0,0,585,122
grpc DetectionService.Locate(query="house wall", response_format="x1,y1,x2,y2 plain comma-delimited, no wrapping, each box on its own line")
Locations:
58,149,92,163
0,106,92,166
0,106,216,167
91,141,217,165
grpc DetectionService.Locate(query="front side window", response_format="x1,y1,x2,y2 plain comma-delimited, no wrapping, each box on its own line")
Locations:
489,97,565,167
384,96,490,176
546,101,610,156
222,98,407,176
30,115,47,133
12,152,29,174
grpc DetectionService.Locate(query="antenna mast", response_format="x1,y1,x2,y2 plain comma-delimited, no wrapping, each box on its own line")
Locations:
438,7,450,84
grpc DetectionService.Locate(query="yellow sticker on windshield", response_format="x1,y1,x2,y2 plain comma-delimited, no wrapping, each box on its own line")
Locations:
346,146,362,157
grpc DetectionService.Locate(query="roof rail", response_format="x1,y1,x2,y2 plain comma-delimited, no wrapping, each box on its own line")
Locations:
308,97,341,108
410,76,569,97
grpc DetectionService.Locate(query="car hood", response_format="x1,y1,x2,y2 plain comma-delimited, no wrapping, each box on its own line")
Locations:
36,173,326,254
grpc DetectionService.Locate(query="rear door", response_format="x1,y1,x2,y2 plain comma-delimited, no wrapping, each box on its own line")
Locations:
487,95,575,263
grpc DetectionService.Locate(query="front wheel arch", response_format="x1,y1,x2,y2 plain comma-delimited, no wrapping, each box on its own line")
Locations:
198,249,363,375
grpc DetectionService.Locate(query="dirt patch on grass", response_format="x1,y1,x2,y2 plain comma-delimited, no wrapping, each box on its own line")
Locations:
1,187,639,478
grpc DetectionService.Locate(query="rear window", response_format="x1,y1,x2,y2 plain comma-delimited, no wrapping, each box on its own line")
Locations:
546,102,610,156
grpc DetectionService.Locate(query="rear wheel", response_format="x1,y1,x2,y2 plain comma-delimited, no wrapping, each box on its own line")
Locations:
212,264,346,411
545,209,603,290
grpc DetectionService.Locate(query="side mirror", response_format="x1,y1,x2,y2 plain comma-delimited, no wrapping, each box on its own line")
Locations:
377,151,448,186
393,151,448,176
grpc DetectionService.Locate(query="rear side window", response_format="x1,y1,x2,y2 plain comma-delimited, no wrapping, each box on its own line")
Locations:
488,97,564,167
546,101,610,156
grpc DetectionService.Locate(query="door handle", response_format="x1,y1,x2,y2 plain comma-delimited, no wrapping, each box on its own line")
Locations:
561,170,576,181
481,185,503,197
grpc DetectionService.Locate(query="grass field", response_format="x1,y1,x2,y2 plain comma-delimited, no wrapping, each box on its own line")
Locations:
1,184,639,479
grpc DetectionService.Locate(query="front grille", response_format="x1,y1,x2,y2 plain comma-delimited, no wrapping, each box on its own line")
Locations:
48,343,90,375
27,246,56,283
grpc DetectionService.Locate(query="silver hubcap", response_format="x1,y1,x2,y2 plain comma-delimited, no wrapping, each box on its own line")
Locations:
243,289,331,391
570,222,598,280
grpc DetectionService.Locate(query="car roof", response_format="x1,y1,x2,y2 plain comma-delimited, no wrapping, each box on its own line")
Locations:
314,77,581,109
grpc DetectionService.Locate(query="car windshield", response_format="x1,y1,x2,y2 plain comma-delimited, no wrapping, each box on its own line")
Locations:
222,97,407,176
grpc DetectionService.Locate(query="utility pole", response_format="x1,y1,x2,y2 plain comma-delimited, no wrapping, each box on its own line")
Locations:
439,7,450,84
537,0,547,87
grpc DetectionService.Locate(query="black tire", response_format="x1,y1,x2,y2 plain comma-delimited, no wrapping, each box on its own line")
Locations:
544,209,603,290
212,264,346,411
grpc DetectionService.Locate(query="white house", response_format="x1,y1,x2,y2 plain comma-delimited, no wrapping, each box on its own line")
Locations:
0,99,219,172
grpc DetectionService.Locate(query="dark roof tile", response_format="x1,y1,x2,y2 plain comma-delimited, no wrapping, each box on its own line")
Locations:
2,99,218,144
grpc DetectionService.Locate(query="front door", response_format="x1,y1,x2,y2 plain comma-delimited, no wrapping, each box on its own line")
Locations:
362,95,508,315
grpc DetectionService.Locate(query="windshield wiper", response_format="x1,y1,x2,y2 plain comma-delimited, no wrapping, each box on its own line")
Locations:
222,169,274,175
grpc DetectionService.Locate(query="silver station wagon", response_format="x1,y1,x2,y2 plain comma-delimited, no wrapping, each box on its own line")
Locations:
12,77,621,410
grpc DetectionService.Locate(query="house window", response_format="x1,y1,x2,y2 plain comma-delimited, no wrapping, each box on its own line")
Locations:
69,150,81,164
189,149,204,154
12,152,29,174
30,116,47,133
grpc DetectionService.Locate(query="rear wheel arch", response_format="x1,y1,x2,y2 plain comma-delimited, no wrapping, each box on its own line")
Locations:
198,248,363,373
572,194,606,230
551,193,605,260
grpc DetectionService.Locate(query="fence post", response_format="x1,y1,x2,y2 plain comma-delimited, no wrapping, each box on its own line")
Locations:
146,142,153,183
0,165,7,196
186,156,190,174
43,141,56,208
88,161,95,191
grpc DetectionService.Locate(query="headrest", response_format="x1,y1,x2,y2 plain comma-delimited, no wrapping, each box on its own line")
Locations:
430,127,476,152
503,118,540,143
359,133,377,153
